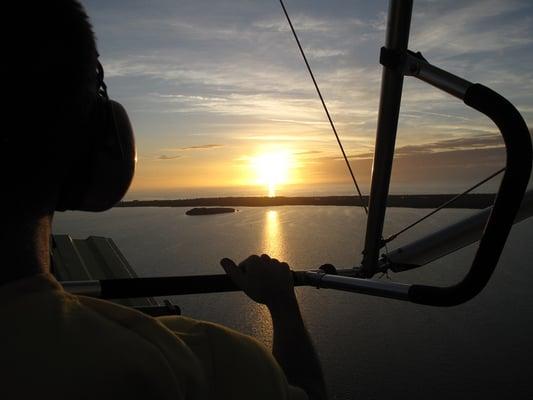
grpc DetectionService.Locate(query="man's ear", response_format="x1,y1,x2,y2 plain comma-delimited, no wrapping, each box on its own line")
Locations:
55,100,136,212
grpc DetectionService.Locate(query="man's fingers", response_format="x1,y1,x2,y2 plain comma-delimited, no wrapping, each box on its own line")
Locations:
244,254,261,264
240,254,263,272
220,258,245,287
220,257,236,273
260,254,271,261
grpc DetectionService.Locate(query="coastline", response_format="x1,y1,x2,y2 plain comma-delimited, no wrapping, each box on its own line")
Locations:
118,193,496,209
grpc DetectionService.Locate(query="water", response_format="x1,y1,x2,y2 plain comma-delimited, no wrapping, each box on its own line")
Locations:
125,181,503,201
53,207,533,399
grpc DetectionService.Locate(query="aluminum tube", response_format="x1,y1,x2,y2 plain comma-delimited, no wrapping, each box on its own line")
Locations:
360,0,413,276
384,189,533,271
406,55,471,99
304,271,410,300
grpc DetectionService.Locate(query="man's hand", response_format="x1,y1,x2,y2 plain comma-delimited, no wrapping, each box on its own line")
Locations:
220,254,295,308
221,254,327,399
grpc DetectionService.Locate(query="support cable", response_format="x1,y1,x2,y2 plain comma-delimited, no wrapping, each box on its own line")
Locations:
383,167,505,245
279,0,368,213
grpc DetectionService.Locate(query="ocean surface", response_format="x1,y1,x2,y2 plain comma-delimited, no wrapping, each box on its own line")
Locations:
125,181,503,201
53,206,533,399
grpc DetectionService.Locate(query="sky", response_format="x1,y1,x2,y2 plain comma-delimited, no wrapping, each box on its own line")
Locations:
83,0,533,199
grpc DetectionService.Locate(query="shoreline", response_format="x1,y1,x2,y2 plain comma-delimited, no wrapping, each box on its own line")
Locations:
118,193,496,209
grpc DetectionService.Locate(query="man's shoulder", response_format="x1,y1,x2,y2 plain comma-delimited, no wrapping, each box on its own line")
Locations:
76,296,207,390
159,315,300,400
0,275,207,399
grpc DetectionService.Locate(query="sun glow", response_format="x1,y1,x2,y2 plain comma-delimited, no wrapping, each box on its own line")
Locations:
251,150,293,197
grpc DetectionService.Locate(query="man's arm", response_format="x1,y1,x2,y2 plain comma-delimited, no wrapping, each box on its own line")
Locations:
221,255,327,400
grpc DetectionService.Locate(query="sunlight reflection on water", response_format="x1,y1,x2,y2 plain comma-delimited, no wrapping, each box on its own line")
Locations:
262,210,285,259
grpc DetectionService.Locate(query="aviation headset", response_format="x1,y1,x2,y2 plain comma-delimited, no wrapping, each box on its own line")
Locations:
56,59,136,212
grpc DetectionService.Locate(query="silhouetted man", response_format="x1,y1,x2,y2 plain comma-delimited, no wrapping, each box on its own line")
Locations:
0,1,326,399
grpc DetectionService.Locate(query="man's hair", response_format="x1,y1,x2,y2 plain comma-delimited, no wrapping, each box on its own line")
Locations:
3,0,99,132
1,1,100,210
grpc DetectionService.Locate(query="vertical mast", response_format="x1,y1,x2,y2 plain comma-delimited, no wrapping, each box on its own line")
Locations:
359,0,413,276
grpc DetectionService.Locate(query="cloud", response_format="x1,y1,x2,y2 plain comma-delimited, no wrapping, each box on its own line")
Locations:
305,47,347,58
389,147,506,187
237,134,329,142
349,134,503,159
181,144,223,150
157,155,180,160
411,0,533,57
161,144,224,152
396,134,503,155
308,145,506,192
253,14,367,34
295,150,323,156
268,118,329,126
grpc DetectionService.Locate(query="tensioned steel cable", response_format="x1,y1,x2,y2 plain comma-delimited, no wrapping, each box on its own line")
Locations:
383,167,505,244
279,0,368,213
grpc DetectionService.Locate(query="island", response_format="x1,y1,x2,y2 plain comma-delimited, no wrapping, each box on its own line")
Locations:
185,207,236,216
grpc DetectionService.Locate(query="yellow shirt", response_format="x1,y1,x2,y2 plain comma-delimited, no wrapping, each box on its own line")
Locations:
0,273,307,400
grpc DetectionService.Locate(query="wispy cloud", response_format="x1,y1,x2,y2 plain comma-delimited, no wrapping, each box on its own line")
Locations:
182,144,223,150
350,134,503,159
157,154,180,160
411,0,533,56
295,150,323,156
396,134,503,155
161,144,224,153
252,14,367,34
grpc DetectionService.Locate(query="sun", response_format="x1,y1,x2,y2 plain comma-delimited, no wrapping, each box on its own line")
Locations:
251,150,292,197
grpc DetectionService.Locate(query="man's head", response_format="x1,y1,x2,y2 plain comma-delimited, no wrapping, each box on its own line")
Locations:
1,0,99,215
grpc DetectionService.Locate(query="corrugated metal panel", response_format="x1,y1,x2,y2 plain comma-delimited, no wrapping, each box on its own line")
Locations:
51,235,157,307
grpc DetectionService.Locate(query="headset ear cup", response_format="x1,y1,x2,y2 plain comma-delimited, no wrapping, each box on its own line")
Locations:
56,99,136,212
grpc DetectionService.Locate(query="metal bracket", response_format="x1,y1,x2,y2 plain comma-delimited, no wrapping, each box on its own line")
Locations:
379,47,405,69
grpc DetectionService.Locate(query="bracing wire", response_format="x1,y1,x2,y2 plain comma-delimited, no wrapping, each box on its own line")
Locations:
279,0,368,213
383,167,506,245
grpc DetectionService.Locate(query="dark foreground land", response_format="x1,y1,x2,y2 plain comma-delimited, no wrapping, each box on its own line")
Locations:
119,193,496,209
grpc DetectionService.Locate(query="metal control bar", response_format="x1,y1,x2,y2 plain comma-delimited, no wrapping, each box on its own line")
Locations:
62,270,410,301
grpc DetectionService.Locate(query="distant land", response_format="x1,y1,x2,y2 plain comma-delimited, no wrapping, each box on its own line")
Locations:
118,194,496,209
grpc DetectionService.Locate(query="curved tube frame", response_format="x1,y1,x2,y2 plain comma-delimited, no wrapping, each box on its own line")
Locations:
407,84,532,305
